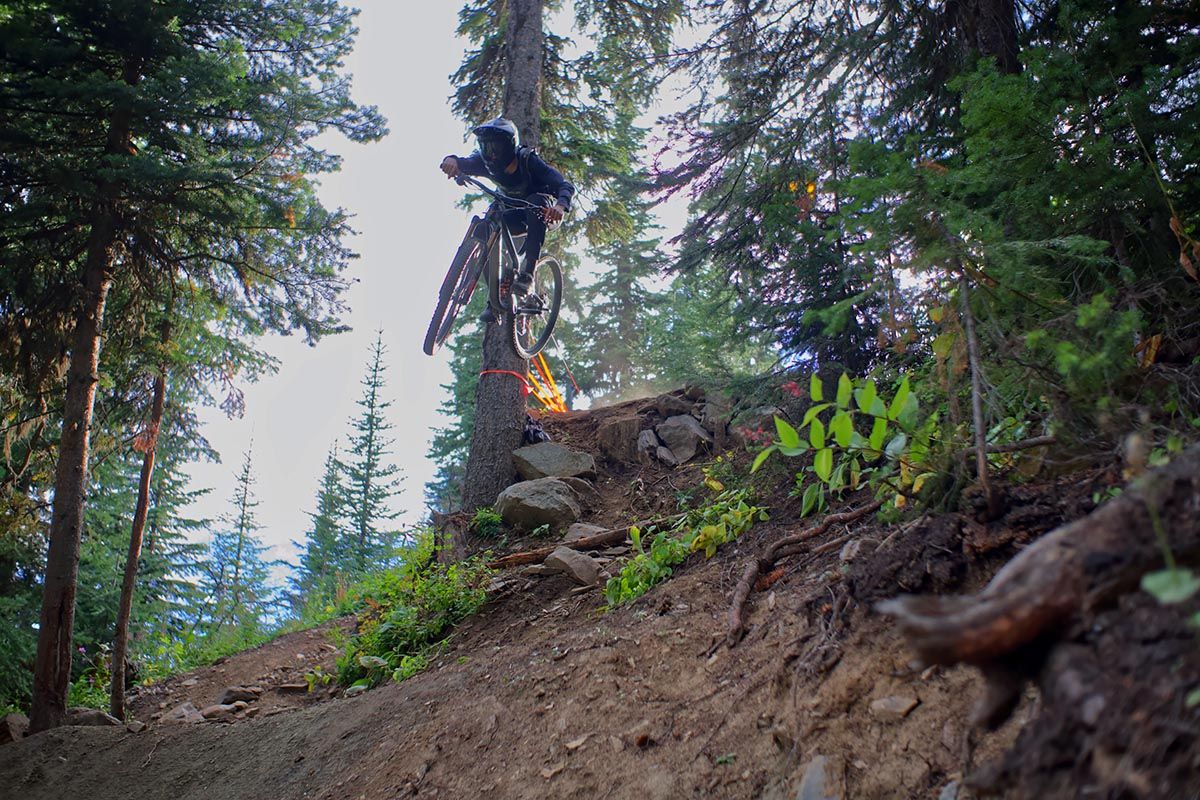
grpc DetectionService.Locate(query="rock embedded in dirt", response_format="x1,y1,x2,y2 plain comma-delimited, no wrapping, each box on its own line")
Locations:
869,695,919,722
181,677,198,687
597,414,643,463
162,701,205,724
66,708,121,727
512,442,597,481
495,478,584,531
683,384,706,402
655,414,713,463
655,446,679,467
0,713,28,745
636,430,660,464
558,477,600,509
563,523,606,542
125,720,147,734
795,754,845,800
839,539,864,562
655,393,694,418
218,685,263,705
544,546,602,586
200,703,241,720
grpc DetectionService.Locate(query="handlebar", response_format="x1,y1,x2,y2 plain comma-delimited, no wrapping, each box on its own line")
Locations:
454,174,544,211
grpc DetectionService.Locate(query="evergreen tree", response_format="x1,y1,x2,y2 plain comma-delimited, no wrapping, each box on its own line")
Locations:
341,334,405,570
0,0,385,730
200,447,276,636
291,442,350,604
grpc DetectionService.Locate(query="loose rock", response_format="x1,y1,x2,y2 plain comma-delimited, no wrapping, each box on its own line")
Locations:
495,478,584,531
163,701,206,724
0,713,28,745
513,442,597,481
869,695,920,722
66,708,121,727
655,393,694,418
636,430,660,464
656,446,679,467
563,523,606,543
655,415,713,463
218,685,263,705
597,415,643,463
796,754,845,800
544,546,602,586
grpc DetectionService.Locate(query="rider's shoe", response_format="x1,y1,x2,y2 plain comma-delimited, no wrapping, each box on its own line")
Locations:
512,270,533,298
479,306,496,324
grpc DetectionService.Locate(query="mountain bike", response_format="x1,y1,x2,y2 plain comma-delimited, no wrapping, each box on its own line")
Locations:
423,176,563,359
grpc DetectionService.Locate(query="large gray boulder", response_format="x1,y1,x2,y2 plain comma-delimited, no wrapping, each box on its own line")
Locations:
0,713,27,746
597,414,643,463
495,478,583,531
513,442,596,481
655,415,714,464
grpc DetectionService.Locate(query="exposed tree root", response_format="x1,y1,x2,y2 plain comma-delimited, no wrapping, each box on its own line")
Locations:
725,500,884,648
878,444,1200,728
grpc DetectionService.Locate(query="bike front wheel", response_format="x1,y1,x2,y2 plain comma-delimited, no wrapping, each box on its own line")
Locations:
508,256,563,359
423,222,486,356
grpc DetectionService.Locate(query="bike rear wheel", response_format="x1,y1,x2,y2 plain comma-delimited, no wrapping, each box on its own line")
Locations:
508,256,563,359
423,223,486,356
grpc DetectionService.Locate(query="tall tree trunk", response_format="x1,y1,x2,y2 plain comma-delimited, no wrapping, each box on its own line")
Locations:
30,56,139,732
954,0,1021,74
109,372,166,719
460,0,544,513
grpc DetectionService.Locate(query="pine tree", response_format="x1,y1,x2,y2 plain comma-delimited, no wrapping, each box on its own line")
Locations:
341,334,405,570
291,443,350,604
201,448,276,636
1,0,385,731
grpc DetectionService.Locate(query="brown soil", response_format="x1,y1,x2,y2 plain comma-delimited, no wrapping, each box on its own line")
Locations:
1,395,1196,799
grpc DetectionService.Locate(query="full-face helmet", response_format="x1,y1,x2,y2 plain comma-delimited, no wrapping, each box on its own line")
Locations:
473,118,519,172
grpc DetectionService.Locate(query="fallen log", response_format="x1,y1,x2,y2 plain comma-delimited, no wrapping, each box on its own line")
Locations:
878,443,1200,726
725,500,883,647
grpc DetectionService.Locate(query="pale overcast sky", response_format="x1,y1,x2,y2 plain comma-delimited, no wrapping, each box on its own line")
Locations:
183,3,693,570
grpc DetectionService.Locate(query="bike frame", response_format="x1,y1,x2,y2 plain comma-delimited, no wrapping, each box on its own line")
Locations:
457,175,543,320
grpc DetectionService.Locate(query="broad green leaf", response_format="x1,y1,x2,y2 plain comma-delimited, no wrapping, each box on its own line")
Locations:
751,446,776,473
869,416,889,452
889,377,912,421
850,458,861,489
775,416,801,449
897,394,920,429
801,402,832,427
810,417,826,449
836,373,853,409
830,461,845,491
1141,568,1200,604
1188,688,1200,709
854,381,878,415
801,483,821,517
810,374,824,402
831,411,854,448
778,443,809,457
358,655,389,669
814,447,833,481
931,332,956,359
885,432,908,460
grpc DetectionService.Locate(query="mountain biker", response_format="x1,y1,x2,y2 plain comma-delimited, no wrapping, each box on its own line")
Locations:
440,118,574,308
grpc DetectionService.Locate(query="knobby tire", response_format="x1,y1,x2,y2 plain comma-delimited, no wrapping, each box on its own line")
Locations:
423,224,485,356
509,256,563,359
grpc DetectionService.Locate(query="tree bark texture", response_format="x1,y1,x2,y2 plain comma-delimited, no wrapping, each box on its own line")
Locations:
109,373,166,719
879,443,1200,674
29,219,119,733
952,0,1021,74
29,55,140,734
460,0,544,513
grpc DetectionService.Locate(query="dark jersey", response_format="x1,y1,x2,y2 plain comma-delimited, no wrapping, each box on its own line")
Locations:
455,147,576,212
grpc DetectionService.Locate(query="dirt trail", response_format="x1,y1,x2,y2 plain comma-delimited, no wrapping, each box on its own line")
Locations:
0,397,1196,799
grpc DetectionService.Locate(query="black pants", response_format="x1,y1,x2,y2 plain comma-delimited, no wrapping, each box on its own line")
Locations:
501,193,555,274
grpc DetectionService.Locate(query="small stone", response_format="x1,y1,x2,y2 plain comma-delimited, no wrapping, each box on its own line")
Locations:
563,523,605,543
180,678,198,687
66,708,121,727
655,446,679,467
0,713,29,745
163,702,205,724
564,733,590,750
839,539,863,562
125,721,147,734
636,430,660,464
520,564,555,576
1080,694,1106,727
244,706,260,718
276,683,309,694
343,684,369,698
544,547,602,586
796,755,845,800
199,703,239,720
938,780,960,800
869,695,919,722
217,686,263,705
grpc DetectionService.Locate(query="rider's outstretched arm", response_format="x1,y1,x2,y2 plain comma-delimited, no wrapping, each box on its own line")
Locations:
447,152,487,177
